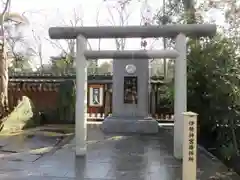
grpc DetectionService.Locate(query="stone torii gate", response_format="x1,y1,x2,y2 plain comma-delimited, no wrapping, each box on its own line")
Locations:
49,24,216,159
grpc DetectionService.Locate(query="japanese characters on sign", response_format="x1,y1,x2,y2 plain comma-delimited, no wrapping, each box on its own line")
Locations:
188,120,195,162
183,112,198,180
123,76,138,104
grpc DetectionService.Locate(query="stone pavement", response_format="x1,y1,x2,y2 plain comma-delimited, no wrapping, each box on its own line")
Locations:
0,126,73,163
0,124,239,180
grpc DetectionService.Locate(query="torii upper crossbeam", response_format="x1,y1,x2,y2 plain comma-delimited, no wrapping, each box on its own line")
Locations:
49,24,216,39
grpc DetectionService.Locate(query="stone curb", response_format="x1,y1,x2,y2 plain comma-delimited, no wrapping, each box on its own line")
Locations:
160,126,232,168
0,125,74,137
161,126,218,158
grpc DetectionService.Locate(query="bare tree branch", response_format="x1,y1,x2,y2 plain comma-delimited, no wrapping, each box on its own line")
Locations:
5,26,26,60
106,5,116,25
1,0,10,44
104,0,141,50
47,7,93,56
31,29,43,69
96,6,102,51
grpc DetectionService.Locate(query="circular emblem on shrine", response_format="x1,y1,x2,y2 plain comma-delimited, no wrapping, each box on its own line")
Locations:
125,64,136,74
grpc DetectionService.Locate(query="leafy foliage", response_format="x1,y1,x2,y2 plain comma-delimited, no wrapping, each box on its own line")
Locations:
8,52,32,72
156,83,174,113
157,33,240,160
49,55,75,74
187,36,240,158
56,80,75,123
153,0,240,162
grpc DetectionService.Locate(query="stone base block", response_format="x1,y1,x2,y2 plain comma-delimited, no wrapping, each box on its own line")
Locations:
101,116,158,134
76,146,87,157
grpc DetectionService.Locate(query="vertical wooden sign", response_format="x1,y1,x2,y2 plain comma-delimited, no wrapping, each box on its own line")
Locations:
89,84,104,107
182,112,198,180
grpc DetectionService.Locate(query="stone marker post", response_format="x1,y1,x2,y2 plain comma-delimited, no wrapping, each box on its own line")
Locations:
182,112,198,180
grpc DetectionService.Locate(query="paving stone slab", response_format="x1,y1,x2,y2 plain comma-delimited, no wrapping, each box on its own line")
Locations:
0,135,58,153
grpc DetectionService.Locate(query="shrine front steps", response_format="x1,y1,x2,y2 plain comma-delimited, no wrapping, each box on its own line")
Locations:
101,115,159,134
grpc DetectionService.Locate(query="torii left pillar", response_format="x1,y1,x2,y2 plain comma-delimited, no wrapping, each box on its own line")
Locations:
75,35,87,156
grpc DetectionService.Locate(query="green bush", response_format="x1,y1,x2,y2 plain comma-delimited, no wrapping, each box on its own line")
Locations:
187,36,240,157
156,83,174,112
56,80,76,123
160,35,240,159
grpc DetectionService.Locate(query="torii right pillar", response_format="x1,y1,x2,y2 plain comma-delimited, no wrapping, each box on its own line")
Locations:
174,33,187,159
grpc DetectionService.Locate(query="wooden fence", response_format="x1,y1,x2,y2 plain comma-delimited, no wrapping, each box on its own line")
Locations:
8,76,173,122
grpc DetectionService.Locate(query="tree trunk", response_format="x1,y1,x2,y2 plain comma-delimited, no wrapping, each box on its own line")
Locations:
183,0,196,24
0,42,8,117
